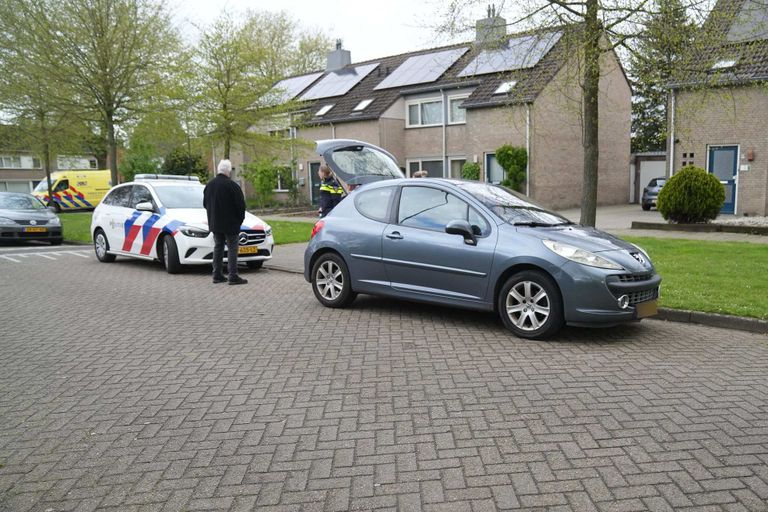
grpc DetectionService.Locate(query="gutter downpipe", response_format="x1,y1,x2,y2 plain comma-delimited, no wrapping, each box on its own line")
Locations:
668,90,676,177
526,103,531,196
442,88,447,177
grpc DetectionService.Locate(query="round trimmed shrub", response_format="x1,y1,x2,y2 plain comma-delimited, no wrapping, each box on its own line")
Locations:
461,162,480,180
657,165,725,223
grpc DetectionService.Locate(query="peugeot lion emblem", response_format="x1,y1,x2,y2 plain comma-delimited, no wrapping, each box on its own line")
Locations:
238,232,248,245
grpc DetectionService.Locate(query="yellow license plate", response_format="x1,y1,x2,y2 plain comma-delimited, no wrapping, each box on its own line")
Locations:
238,246,258,255
23,227,47,233
636,300,658,318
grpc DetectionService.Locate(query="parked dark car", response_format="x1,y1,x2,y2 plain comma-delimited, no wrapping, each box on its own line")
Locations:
0,191,62,245
641,177,666,211
304,140,661,340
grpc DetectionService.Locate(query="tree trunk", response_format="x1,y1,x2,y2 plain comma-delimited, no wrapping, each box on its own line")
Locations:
106,114,118,185
224,135,231,160
579,0,600,227
37,112,54,206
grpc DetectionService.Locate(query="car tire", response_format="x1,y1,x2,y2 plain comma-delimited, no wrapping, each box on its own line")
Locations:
498,270,564,340
162,235,182,274
50,238,63,246
311,253,356,308
246,260,264,270
93,229,116,263
641,203,651,211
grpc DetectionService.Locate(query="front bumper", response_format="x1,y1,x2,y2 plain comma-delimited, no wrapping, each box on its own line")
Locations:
177,233,275,265
0,225,62,242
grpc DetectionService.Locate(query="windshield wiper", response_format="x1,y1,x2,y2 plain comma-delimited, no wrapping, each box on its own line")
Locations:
513,221,573,227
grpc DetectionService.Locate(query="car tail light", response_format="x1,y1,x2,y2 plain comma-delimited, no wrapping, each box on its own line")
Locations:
311,220,324,239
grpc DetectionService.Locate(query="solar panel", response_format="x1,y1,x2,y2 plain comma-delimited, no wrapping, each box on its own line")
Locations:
727,0,768,42
374,47,469,90
269,72,323,103
457,31,562,77
299,63,379,101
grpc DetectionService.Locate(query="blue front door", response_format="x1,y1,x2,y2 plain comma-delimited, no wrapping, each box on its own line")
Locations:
707,146,738,214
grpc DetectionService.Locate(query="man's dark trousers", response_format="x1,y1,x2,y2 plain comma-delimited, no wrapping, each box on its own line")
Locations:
212,232,239,280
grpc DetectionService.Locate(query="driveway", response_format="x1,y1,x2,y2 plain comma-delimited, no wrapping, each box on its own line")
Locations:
1,250,767,511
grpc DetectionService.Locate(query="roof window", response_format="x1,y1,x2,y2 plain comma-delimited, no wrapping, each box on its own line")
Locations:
353,99,374,111
494,81,517,94
315,104,334,116
711,59,737,70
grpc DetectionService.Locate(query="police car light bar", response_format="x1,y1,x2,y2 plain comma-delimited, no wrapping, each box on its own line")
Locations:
134,174,201,182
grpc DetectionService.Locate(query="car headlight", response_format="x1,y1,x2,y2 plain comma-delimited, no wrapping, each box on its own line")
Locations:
265,225,272,236
47,216,61,226
631,243,650,262
0,217,17,226
179,226,209,238
543,240,624,270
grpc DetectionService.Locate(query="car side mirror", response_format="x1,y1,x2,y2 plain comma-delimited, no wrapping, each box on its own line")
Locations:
136,201,154,212
445,219,477,246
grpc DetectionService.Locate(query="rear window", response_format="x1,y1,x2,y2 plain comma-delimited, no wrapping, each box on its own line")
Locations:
354,187,393,222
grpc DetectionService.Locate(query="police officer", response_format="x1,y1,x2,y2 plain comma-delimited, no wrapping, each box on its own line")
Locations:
318,165,343,218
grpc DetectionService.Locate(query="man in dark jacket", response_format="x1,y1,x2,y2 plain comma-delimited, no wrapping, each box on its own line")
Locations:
203,159,248,285
318,165,344,218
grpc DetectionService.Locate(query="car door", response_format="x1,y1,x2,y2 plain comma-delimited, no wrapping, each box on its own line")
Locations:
107,185,134,253
127,184,162,257
382,184,496,303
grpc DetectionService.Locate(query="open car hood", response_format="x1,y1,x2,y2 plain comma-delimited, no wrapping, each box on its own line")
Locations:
316,139,404,187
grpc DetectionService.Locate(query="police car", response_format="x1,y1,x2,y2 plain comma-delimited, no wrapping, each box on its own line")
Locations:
90,174,274,273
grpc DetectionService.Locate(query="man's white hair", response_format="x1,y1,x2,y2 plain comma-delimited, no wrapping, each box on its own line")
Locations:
217,159,232,175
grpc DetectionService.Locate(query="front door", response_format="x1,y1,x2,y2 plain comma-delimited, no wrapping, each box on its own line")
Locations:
708,145,738,214
309,162,321,205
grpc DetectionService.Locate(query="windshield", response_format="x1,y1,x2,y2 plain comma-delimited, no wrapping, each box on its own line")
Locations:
33,180,54,193
329,146,403,183
457,182,572,226
153,185,204,208
0,193,46,210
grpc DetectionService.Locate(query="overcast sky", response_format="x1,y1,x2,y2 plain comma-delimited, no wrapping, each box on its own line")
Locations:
170,0,489,63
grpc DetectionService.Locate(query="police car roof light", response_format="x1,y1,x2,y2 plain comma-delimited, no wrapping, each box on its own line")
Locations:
134,174,201,182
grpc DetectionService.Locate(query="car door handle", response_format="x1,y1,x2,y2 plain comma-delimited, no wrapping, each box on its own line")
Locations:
386,231,403,240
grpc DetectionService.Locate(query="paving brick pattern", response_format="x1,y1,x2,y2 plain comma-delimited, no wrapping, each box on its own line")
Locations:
1,256,767,511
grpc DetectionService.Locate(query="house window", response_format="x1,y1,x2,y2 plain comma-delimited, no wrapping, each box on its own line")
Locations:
268,128,291,139
407,159,443,177
449,158,466,179
448,95,468,124
494,81,517,94
315,104,334,116
275,168,291,192
406,98,443,127
353,99,374,111
485,154,504,184
0,156,22,168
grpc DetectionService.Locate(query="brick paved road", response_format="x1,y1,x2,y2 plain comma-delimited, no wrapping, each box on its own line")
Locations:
1,253,767,512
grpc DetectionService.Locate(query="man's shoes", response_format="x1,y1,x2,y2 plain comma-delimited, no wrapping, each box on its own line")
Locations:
228,276,248,285
212,275,227,284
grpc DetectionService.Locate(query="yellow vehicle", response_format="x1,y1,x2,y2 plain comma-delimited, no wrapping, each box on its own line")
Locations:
32,170,112,211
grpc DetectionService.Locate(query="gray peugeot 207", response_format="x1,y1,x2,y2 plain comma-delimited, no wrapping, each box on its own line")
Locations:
304,140,661,340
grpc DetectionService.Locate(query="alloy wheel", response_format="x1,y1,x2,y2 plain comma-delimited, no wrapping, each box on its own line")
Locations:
505,280,551,331
95,234,107,259
316,260,343,300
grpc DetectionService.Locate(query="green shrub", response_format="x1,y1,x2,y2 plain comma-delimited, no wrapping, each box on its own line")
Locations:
243,159,280,208
657,165,725,223
119,140,160,182
461,162,480,180
496,145,527,192
161,147,209,183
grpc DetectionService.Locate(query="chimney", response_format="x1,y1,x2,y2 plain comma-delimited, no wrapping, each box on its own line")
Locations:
326,39,351,72
475,4,506,46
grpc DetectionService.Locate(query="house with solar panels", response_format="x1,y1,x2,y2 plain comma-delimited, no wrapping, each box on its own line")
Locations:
668,0,768,216
253,10,631,210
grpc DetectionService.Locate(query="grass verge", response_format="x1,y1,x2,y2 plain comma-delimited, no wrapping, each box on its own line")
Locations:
625,236,768,320
61,212,315,247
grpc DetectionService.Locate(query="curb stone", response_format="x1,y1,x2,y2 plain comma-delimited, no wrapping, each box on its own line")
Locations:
654,308,768,335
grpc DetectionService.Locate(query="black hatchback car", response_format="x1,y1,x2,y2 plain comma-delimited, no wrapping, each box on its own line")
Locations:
641,177,666,211
0,191,63,244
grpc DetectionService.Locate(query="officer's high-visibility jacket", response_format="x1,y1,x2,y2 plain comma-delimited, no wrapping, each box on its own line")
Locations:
319,177,344,217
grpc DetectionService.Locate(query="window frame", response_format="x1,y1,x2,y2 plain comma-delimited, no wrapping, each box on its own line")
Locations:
393,184,491,236
447,94,469,125
405,97,443,128
406,158,444,178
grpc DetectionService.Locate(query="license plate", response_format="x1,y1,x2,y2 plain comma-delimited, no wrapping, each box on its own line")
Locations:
636,300,658,318
238,246,258,255
23,227,47,233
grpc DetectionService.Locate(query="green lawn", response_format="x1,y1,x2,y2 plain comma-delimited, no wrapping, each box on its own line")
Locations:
60,212,315,246
625,236,768,320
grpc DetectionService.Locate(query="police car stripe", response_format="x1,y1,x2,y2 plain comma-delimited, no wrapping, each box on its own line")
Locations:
122,212,143,251
139,214,163,255
70,186,93,207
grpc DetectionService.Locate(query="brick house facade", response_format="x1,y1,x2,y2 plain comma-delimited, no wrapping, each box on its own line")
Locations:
668,0,768,216
246,18,631,211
